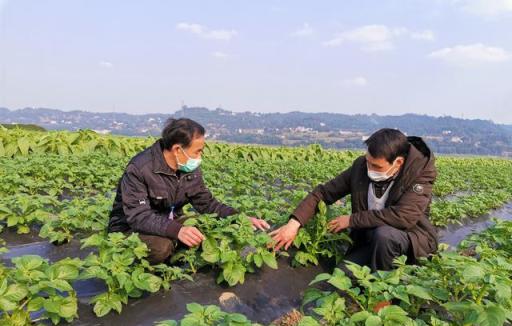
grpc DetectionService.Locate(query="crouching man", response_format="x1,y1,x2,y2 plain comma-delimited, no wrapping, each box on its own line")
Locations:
108,118,269,264
271,128,438,272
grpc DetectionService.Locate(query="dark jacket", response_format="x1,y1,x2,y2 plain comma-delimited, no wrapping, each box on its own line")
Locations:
108,140,237,239
291,136,438,259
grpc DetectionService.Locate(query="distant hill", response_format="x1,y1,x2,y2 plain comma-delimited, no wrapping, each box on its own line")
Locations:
1,106,511,156
0,123,47,132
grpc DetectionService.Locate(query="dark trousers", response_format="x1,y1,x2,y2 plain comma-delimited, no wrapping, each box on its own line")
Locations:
122,217,191,264
343,225,412,272
124,231,175,264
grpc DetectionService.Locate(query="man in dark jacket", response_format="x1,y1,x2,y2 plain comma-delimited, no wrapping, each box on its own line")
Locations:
270,128,438,272
108,118,270,264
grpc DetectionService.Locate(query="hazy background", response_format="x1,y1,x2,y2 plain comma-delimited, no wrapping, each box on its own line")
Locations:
1,0,511,123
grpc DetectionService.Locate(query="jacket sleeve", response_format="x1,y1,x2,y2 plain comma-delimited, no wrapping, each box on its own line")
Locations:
188,170,238,218
121,164,182,239
349,167,436,230
291,165,352,226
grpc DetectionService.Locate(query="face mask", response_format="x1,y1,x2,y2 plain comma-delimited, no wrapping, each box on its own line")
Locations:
367,160,397,182
176,147,201,172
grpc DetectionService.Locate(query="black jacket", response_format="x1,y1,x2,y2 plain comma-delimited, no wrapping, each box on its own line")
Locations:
108,140,237,238
291,137,438,259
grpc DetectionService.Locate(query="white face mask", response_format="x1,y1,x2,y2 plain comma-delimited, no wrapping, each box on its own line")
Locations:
367,160,398,182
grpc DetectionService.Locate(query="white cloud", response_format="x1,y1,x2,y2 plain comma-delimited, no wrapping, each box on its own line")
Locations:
323,25,434,51
343,76,368,87
429,43,512,66
410,30,436,41
176,22,237,41
449,0,512,16
176,22,204,34
291,23,313,37
211,51,228,59
99,61,113,68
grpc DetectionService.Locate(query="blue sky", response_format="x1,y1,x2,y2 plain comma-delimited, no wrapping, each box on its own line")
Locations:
1,0,512,123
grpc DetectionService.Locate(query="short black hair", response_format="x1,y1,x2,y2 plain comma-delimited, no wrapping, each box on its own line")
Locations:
364,128,410,164
161,118,205,150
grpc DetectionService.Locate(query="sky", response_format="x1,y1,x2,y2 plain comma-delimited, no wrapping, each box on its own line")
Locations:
1,0,512,124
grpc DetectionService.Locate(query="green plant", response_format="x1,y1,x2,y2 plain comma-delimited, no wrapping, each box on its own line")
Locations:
0,195,56,234
292,201,352,266
79,232,191,317
0,255,82,325
171,214,278,286
155,303,260,326
39,195,111,243
301,260,417,326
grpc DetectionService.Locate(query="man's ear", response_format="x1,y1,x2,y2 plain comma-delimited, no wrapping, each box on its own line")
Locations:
170,144,181,153
395,156,405,167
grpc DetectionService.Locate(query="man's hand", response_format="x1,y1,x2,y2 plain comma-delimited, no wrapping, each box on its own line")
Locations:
249,217,271,231
327,215,351,233
178,226,205,247
269,218,301,251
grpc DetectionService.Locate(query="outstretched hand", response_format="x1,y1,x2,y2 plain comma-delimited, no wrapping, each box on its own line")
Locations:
269,218,301,251
327,215,351,233
178,226,205,247
248,217,271,231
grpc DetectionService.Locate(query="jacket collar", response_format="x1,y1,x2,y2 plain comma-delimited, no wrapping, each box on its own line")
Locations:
151,139,176,176
385,137,433,204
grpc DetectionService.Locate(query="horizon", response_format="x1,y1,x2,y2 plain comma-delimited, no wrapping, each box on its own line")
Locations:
1,1,512,123
1,105,510,126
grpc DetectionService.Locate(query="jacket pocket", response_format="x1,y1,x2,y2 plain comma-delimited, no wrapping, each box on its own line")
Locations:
148,188,169,212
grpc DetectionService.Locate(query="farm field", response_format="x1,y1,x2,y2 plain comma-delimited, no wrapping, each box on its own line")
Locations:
1,128,512,326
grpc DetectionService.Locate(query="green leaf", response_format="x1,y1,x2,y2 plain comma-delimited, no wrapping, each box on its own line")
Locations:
350,311,371,323
309,273,331,285
365,315,382,326
378,305,409,322
226,312,250,323
494,281,512,302
27,297,45,312
442,301,476,314
54,264,80,280
201,237,220,263
476,304,507,326
327,269,352,291
253,253,263,268
186,302,204,313
17,137,30,156
0,297,16,311
47,279,74,292
7,215,19,227
298,316,321,326
222,262,246,286
92,293,118,317
12,255,45,270
318,201,327,216
44,299,61,313
261,251,278,269
462,265,485,282
302,288,325,306
406,285,432,301
3,284,28,302
80,234,104,249
59,296,78,318
132,269,162,293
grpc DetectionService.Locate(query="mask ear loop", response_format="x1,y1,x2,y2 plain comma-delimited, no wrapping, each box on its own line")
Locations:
388,158,401,178
175,147,185,167
180,146,195,160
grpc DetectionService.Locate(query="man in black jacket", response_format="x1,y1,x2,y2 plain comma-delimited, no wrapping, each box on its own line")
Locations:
271,129,438,272
108,118,270,264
